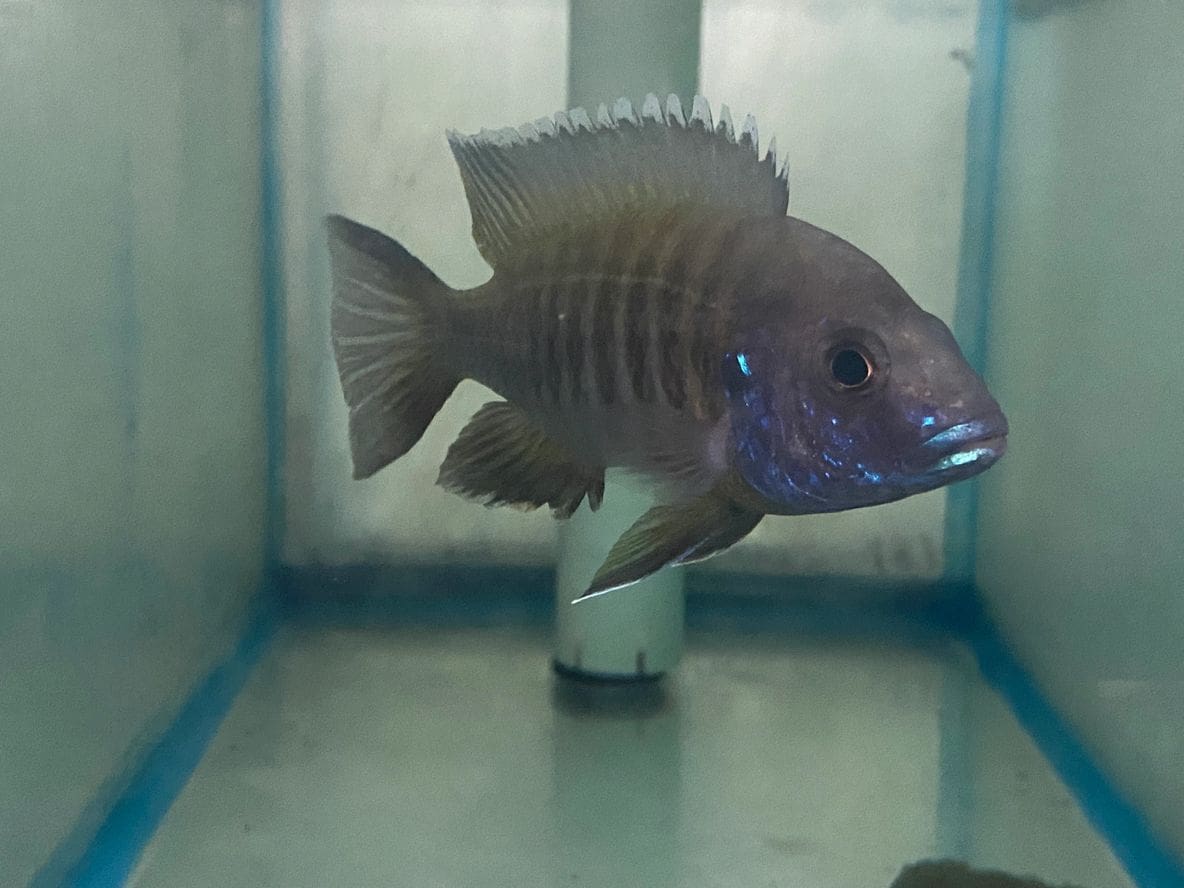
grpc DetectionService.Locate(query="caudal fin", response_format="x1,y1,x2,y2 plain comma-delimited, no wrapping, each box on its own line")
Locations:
327,214,460,479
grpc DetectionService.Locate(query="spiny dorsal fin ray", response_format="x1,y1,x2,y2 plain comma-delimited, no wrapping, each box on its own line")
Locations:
447,94,789,269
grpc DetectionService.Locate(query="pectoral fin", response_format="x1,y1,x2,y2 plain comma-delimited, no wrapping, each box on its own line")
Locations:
580,489,763,599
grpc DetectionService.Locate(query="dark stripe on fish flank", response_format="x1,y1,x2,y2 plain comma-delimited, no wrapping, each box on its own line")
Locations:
523,283,545,401
591,276,617,404
689,223,744,414
672,219,715,409
655,284,687,409
656,219,695,291
690,313,717,416
627,236,657,280
625,214,694,406
652,218,707,411
698,220,746,300
611,278,632,406
588,219,638,406
681,262,709,413
547,230,582,405
518,285,537,400
543,281,564,404
563,277,586,403
695,275,738,416
606,213,640,273
624,279,652,402
612,218,649,407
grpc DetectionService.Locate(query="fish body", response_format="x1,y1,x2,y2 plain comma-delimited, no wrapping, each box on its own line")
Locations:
327,94,1008,597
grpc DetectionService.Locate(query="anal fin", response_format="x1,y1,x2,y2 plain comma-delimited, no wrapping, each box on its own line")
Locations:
438,401,604,519
581,487,763,599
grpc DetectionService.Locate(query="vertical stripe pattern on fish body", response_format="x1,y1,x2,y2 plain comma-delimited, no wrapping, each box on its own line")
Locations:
324,92,1009,597
466,209,741,469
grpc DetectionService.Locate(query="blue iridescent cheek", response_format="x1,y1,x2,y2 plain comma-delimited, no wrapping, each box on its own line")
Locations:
808,409,894,493
724,354,788,500
724,353,863,508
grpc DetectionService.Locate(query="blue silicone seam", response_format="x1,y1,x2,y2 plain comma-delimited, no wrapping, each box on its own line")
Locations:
943,0,1010,585
33,602,278,888
968,616,1184,887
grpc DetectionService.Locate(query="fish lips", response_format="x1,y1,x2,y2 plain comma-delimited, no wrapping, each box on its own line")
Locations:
919,418,1009,479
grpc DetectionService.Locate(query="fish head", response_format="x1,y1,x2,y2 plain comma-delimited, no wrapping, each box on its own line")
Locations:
723,220,1008,514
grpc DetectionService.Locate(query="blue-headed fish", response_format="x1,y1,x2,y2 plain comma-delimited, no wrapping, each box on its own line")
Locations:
326,94,1008,597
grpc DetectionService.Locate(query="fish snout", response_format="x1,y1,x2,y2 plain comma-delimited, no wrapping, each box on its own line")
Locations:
921,413,1008,476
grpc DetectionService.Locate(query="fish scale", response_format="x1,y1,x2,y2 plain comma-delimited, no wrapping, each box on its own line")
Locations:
449,209,745,450
561,277,585,403
590,274,617,404
478,214,732,431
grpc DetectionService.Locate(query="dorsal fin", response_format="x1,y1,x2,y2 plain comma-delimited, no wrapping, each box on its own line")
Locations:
447,93,789,269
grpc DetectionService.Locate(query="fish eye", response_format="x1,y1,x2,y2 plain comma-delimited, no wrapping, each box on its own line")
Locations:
830,347,873,388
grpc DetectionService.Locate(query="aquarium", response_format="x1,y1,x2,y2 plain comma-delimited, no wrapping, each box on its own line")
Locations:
2,1,1181,886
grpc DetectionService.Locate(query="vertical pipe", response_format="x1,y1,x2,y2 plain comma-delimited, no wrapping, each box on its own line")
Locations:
553,0,701,680
567,0,702,114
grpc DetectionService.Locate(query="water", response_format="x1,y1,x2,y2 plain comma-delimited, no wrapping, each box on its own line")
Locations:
129,626,1132,888
2,1,1181,886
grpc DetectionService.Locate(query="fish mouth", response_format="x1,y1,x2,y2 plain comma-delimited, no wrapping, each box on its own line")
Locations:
922,420,1008,476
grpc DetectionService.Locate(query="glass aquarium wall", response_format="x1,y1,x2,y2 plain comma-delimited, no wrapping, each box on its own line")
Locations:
278,0,569,567
0,2,266,884
3,1,1180,885
280,0,981,582
977,0,1184,863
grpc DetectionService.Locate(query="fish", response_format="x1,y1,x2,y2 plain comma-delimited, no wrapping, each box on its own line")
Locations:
890,860,1084,888
326,93,1008,599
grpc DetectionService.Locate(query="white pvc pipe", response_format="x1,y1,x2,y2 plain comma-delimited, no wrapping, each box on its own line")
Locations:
554,479,685,678
552,0,700,679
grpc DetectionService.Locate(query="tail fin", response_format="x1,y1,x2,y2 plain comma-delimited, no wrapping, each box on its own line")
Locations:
326,214,460,479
